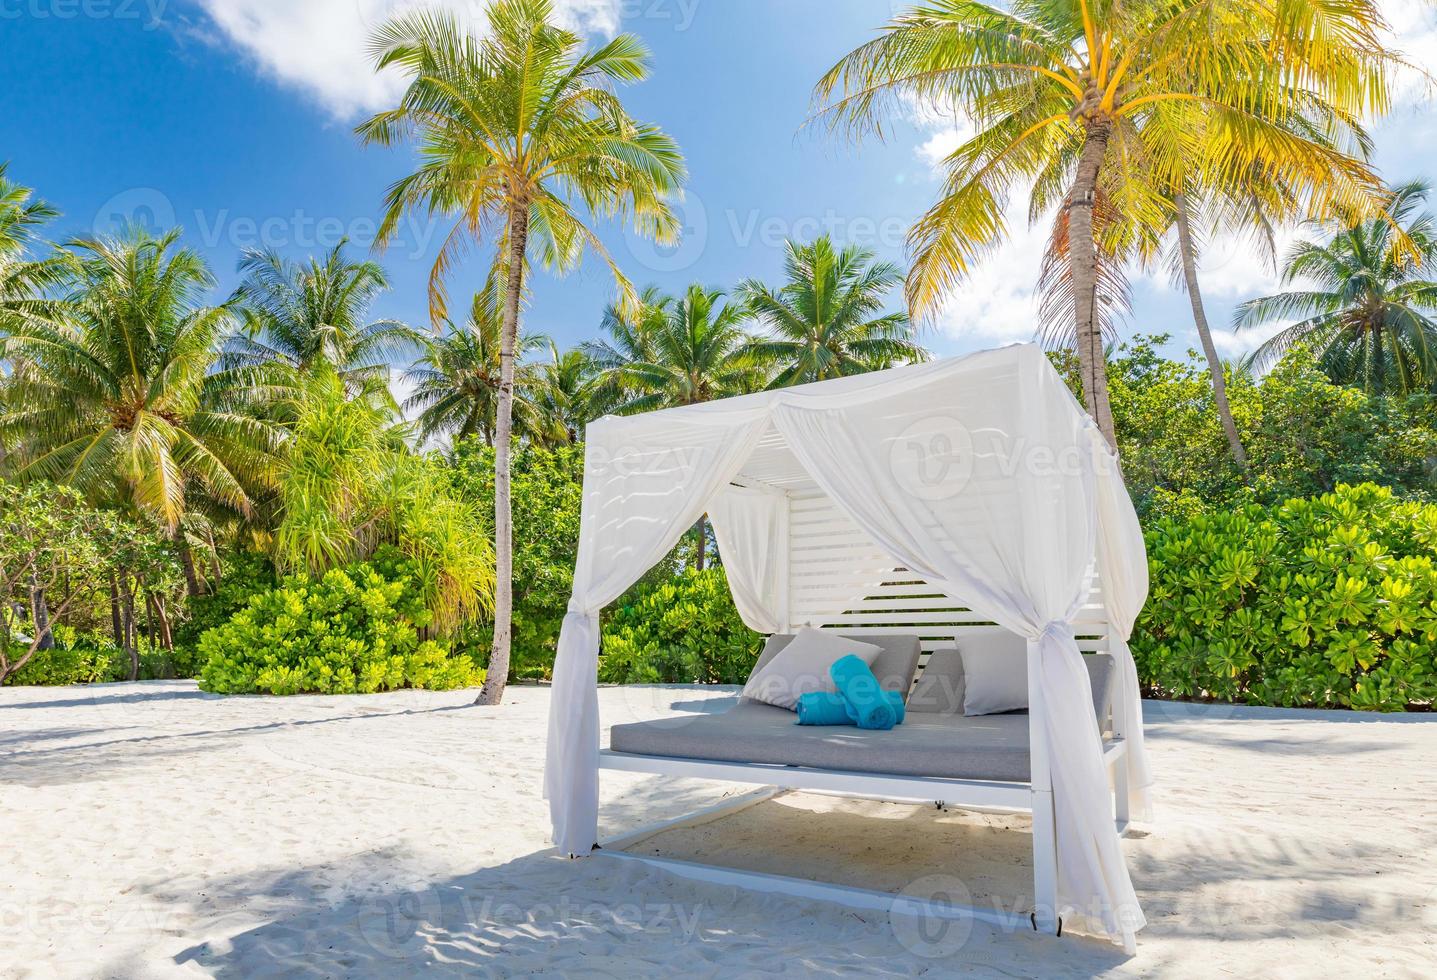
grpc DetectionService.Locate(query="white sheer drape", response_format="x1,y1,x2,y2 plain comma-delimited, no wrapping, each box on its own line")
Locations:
1093,434,1154,820
708,484,787,634
544,344,1150,947
544,410,771,855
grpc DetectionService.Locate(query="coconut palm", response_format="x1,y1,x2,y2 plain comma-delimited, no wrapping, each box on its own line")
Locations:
0,228,282,534
597,284,759,414
0,167,65,471
815,0,1395,447
358,0,684,703
580,285,670,415
532,340,594,446
592,283,760,569
739,236,928,387
1234,180,1437,394
403,291,549,446
228,243,418,398
0,165,65,338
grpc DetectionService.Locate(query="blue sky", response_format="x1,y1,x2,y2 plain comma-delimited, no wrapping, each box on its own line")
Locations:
4,0,1437,368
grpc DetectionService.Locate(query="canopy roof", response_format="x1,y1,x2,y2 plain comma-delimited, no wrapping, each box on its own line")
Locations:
545,343,1153,947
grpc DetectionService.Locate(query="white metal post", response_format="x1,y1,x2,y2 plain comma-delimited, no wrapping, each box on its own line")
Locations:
1110,671,1131,833
1027,639,1060,934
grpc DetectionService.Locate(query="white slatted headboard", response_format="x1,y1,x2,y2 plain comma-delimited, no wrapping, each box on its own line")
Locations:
783,489,1110,687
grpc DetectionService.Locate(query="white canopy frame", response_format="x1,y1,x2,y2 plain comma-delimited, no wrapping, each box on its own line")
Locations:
544,344,1153,950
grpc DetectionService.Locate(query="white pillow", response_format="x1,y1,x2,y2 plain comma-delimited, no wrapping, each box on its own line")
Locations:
959,626,1029,716
742,627,883,710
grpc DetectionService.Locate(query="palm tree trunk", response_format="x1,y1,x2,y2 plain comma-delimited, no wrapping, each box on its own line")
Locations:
1175,193,1248,469
477,204,529,706
1068,120,1117,449
177,536,202,597
694,515,707,571
206,527,223,585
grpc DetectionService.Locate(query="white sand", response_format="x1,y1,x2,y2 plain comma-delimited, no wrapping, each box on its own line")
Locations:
2,681,1434,978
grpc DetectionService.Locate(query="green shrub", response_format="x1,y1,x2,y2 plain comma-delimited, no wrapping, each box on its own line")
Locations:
599,567,763,684
197,556,484,695
1134,483,1437,711
171,551,277,660
4,628,124,685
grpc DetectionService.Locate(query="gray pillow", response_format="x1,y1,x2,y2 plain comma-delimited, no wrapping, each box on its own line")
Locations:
907,646,965,714
746,632,922,702
908,644,1117,724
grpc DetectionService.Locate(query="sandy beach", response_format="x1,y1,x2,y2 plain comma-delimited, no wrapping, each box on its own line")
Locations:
2,681,1434,978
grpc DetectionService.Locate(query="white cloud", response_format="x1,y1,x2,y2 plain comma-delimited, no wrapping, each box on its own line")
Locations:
904,97,1044,344
192,0,624,121
1384,0,1437,106
928,201,1051,346
1210,319,1290,359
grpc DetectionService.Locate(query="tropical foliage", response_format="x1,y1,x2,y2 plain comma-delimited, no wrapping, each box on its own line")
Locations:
0,228,280,530
228,242,418,396
1135,483,1437,711
274,367,493,635
814,0,1395,445
598,566,762,685
1091,336,1437,521
1236,180,1437,394
592,283,758,412
198,552,484,695
358,0,686,703
403,292,549,447
739,236,926,387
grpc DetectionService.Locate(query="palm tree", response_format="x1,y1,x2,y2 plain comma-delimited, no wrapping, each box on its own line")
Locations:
1234,180,1437,393
532,340,594,446
592,283,760,569
739,236,927,387
581,285,670,415
358,0,684,704
814,0,1394,447
228,243,418,397
0,165,65,470
598,284,759,414
403,291,549,446
0,228,283,613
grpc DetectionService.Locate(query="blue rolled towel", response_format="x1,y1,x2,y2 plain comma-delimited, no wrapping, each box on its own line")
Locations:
829,654,899,730
795,690,905,726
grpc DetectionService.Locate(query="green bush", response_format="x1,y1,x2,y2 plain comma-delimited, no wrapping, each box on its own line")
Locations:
4,627,125,685
1134,483,1437,711
197,555,484,695
599,567,763,684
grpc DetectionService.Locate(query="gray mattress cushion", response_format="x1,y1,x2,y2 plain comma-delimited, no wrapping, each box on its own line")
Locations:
909,648,1116,725
747,633,922,703
610,700,1055,782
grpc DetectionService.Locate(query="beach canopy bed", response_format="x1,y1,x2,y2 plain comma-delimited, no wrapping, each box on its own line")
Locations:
543,344,1154,950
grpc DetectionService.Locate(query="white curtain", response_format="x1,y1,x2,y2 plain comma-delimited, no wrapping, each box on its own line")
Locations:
1092,432,1154,820
544,345,1150,948
544,409,771,855
708,484,788,634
